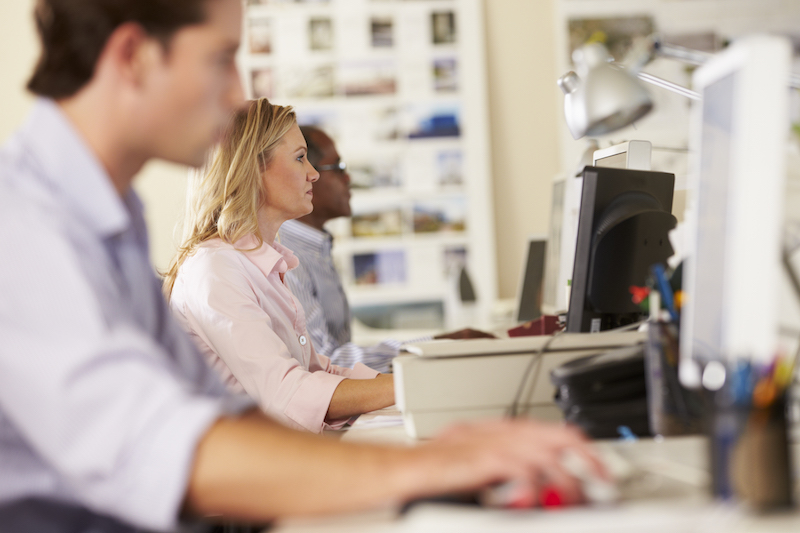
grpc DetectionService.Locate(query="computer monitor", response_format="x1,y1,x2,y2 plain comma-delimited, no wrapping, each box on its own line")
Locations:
592,140,652,171
566,166,677,333
679,36,791,388
554,141,655,316
515,236,547,322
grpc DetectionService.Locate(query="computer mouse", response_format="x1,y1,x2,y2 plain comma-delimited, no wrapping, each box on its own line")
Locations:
478,448,622,509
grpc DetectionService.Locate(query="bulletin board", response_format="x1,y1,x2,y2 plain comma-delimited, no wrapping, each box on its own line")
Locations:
241,0,497,330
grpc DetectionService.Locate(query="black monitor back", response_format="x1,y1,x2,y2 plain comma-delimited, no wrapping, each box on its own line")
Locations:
567,167,676,333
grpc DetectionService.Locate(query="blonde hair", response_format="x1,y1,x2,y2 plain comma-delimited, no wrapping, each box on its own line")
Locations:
163,98,296,298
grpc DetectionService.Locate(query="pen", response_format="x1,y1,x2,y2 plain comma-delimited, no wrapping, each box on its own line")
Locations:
651,263,678,322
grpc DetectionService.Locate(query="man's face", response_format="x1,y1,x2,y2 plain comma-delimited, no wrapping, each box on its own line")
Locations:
139,0,244,167
309,132,352,222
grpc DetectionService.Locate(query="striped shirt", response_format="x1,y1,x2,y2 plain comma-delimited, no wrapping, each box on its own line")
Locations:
279,220,428,373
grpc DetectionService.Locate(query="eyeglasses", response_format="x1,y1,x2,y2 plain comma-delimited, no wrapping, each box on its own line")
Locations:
316,161,347,173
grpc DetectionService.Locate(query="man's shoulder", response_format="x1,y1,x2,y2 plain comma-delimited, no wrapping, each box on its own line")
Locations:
0,156,67,240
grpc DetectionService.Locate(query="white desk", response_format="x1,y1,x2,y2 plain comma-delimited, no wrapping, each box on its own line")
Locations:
272,409,800,533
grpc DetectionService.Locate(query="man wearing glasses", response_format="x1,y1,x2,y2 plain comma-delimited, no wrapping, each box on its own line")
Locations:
279,126,491,374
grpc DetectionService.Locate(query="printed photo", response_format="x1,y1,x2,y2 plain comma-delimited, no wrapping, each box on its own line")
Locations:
296,109,340,142
568,16,655,62
405,104,460,139
309,17,334,51
339,60,397,96
283,65,335,98
351,208,405,238
661,32,722,53
433,57,458,92
372,106,401,141
431,11,456,45
436,149,463,186
348,159,402,190
352,301,444,330
443,246,468,276
248,17,272,54
371,17,394,47
250,68,273,99
353,250,407,285
413,196,466,233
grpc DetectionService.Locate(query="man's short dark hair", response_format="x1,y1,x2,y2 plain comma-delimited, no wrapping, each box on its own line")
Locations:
299,125,326,168
28,0,210,99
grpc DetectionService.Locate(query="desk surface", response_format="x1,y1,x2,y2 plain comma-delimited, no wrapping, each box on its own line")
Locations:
272,409,800,533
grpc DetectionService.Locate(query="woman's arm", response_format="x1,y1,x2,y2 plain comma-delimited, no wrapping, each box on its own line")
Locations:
185,410,606,520
177,249,357,433
325,373,395,422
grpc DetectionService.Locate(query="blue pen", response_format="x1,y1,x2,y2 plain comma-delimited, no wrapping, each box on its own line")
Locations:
651,263,678,322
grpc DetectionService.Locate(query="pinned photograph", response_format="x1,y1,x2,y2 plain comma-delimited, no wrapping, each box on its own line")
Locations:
339,60,397,96
568,16,654,62
413,196,466,233
443,246,468,276
436,149,463,186
371,17,394,47
351,208,405,238
348,159,402,190
283,65,335,98
248,17,272,54
296,110,340,143
309,17,334,51
405,104,460,138
372,106,401,141
433,57,458,92
431,11,456,45
353,250,407,285
250,68,273,99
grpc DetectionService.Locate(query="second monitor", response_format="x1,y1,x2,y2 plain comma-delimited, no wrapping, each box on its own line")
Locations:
567,166,677,333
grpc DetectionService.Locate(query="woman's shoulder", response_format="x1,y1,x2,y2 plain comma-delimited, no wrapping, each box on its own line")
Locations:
183,238,248,274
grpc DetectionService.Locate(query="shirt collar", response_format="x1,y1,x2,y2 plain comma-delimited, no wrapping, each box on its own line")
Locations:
279,219,332,252
21,99,131,237
233,234,300,279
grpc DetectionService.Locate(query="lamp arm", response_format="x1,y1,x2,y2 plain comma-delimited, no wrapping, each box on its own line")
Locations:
651,36,800,90
653,41,714,67
636,72,701,101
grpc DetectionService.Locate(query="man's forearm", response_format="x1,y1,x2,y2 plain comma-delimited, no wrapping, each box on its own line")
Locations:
185,412,605,523
184,410,420,520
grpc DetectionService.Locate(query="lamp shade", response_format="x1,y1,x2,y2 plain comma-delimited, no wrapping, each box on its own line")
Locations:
559,43,654,139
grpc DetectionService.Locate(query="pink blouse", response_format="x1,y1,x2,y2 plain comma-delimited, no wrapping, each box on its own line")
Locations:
170,235,379,433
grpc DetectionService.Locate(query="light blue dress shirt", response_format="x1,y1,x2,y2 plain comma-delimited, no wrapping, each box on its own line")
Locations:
0,99,253,532
279,220,432,373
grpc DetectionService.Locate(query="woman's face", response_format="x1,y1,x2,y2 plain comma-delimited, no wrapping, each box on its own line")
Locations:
260,123,320,225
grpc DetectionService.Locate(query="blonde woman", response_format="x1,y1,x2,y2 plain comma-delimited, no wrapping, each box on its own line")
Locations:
164,98,394,433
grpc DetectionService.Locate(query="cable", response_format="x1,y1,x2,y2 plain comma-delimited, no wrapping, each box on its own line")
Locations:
505,321,645,419
506,330,565,418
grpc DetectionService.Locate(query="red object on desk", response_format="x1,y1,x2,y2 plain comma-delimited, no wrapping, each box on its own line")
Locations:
507,315,561,337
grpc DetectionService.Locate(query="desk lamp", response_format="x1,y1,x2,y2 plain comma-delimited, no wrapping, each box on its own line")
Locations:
557,35,799,140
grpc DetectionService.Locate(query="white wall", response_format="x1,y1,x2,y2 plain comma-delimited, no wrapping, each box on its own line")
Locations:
484,1,560,299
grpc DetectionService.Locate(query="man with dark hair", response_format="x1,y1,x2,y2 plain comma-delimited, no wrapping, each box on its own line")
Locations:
27,0,209,99
0,1,603,530
280,126,492,373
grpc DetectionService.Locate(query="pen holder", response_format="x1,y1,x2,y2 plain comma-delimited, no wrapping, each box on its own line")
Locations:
709,387,794,510
732,395,793,510
644,320,703,436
